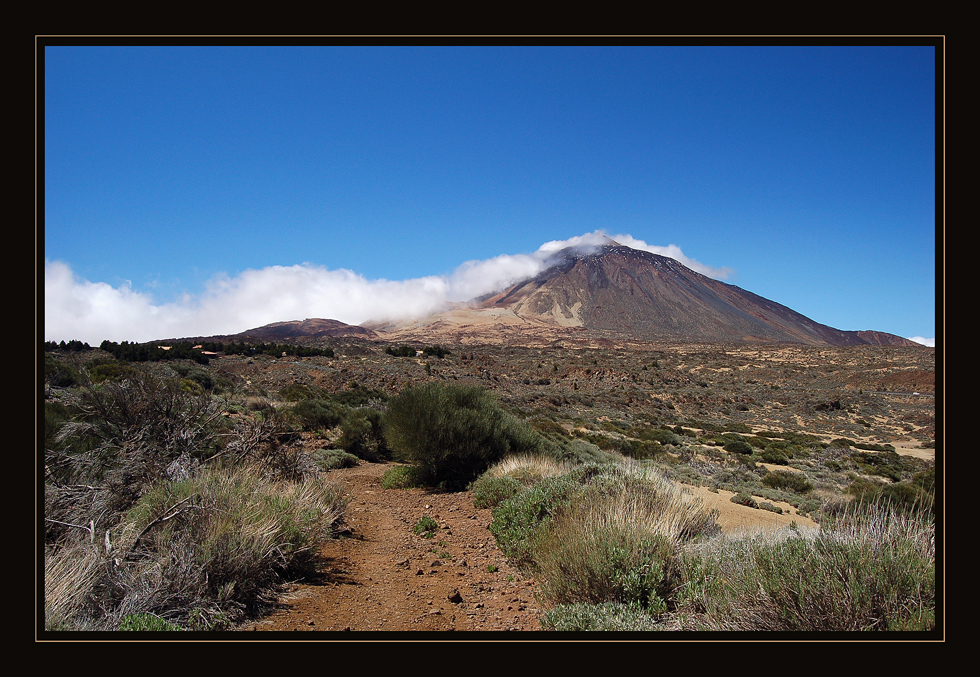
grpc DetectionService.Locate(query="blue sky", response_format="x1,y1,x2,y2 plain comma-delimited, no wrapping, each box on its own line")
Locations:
42,40,939,346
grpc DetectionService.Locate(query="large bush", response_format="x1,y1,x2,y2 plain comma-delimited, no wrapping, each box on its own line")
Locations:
45,367,228,537
382,383,544,490
289,398,347,431
337,407,389,461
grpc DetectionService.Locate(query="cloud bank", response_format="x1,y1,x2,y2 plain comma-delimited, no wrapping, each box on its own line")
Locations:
44,231,732,344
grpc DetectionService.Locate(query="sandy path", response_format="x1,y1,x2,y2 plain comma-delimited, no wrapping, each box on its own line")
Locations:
242,462,542,634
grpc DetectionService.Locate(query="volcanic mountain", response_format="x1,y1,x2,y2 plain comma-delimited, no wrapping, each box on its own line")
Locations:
374,242,919,347
188,318,379,344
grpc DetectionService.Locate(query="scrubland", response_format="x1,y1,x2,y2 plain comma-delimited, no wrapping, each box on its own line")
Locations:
41,338,937,634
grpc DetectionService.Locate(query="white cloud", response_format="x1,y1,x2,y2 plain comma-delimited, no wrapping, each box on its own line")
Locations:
603,234,734,280
908,336,936,347
43,231,733,344
535,230,734,280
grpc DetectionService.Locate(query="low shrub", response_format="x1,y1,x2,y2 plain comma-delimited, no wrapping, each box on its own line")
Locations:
724,440,753,455
118,613,184,631
677,501,935,631
380,465,424,489
762,470,813,494
758,501,783,514
542,602,662,632
471,474,525,509
759,448,789,465
554,438,621,465
531,465,720,612
730,493,758,508
412,515,439,538
280,382,317,401
312,448,360,471
45,464,348,631
44,353,82,388
336,407,389,461
290,398,348,431
490,465,607,569
847,476,934,515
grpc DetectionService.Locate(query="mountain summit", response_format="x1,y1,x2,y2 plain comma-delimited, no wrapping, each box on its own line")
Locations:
222,243,919,348
468,243,916,347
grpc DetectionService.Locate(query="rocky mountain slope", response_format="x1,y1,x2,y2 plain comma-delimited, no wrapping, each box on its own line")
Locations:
186,242,920,349
379,243,919,347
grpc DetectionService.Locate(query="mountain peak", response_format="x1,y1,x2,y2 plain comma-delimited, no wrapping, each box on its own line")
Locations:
473,243,918,347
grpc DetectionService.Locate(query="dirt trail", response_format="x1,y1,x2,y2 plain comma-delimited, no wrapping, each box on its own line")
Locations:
241,459,822,635
242,462,543,634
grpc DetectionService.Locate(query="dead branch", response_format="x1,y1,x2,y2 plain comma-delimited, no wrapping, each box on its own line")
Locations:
124,495,203,561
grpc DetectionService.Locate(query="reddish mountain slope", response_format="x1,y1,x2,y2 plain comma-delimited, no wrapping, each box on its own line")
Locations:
237,318,379,341
476,244,919,347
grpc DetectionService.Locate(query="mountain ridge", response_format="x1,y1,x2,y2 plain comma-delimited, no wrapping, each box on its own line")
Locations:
462,244,918,347
179,243,922,348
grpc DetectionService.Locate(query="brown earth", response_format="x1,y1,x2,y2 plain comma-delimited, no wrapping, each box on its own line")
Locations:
241,461,543,634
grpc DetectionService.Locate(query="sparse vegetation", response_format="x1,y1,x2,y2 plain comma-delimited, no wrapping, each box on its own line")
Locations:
676,502,935,631
42,336,937,634
43,355,348,631
412,515,439,538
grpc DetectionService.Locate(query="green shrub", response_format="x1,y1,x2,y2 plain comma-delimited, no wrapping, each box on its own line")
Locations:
555,438,621,465
279,382,316,401
312,448,360,471
758,501,783,514
724,440,753,455
730,493,758,508
337,407,389,461
380,465,424,489
762,470,813,493
530,465,720,612
118,613,183,631
88,361,140,383
171,364,214,391
490,465,606,569
760,447,789,465
382,383,545,491
412,515,439,538
44,401,71,449
290,398,347,431
847,476,934,515
471,474,525,509
45,353,82,387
